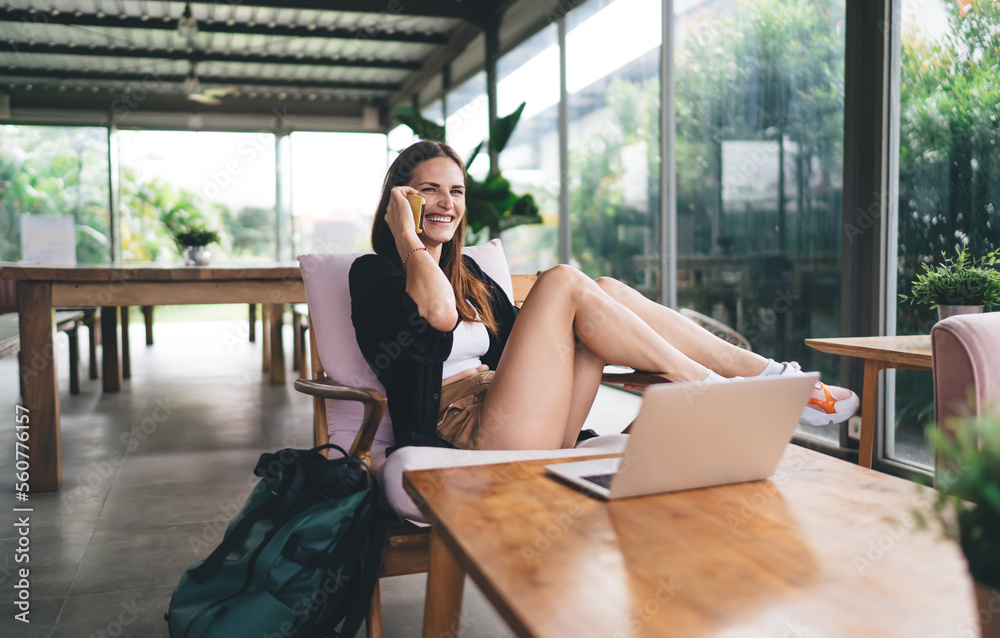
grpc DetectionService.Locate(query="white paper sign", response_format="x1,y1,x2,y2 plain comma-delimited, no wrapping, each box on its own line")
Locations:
20,214,77,265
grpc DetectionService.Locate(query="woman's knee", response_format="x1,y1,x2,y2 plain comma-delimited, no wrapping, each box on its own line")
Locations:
595,276,630,301
537,264,590,294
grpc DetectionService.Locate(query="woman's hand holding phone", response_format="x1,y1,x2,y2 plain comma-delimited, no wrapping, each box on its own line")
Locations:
386,186,423,241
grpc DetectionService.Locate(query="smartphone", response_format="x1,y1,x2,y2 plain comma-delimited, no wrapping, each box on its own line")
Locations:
406,193,425,234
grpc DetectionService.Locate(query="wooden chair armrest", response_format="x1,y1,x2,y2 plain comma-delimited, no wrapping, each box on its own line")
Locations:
293,376,387,465
600,370,672,386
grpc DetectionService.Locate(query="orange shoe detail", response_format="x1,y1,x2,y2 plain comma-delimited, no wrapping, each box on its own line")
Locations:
808,382,838,415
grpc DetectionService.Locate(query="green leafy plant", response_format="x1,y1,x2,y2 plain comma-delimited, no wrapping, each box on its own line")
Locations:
899,247,1000,309
914,412,1000,589
390,102,541,243
172,224,220,248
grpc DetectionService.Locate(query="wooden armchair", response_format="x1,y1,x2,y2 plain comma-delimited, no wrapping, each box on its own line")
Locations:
293,243,636,637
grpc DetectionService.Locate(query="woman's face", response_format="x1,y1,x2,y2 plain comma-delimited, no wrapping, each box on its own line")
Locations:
408,156,466,247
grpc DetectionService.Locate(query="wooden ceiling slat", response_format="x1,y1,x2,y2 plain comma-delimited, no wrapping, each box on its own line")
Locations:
0,42,423,70
0,8,452,44
0,66,402,92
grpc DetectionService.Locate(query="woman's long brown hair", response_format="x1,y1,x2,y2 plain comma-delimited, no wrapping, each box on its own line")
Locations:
371,141,499,335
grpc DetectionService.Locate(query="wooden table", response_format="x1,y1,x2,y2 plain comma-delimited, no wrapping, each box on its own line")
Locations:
404,446,974,638
805,336,932,468
1,263,306,491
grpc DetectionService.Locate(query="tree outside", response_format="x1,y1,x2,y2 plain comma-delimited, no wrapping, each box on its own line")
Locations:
0,126,110,264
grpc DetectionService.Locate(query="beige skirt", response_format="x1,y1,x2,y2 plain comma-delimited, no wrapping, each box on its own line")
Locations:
436,370,494,450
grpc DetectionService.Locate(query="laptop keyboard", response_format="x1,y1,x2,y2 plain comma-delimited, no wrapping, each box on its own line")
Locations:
581,472,616,489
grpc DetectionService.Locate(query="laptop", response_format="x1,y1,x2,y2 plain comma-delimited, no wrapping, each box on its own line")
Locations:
545,373,819,499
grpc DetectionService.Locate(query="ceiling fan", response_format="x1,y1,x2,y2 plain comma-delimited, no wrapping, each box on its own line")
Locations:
177,4,237,106
183,60,237,106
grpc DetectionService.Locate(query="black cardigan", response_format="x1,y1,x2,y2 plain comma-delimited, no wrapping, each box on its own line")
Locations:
348,253,518,452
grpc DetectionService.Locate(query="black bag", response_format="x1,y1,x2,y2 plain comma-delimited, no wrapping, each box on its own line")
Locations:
166,444,381,638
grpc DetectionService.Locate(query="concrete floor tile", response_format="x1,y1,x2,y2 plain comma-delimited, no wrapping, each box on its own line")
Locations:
69,522,208,597
52,587,174,638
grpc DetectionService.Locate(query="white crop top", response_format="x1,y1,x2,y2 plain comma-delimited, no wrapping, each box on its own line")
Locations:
442,319,489,379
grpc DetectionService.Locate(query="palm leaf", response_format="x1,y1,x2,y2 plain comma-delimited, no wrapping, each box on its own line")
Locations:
391,105,446,142
489,102,526,155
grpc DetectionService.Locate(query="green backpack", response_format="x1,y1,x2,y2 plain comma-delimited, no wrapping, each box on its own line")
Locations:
166,444,381,638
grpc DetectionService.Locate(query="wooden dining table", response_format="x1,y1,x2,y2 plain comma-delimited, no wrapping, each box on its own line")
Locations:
1,262,306,491
405,446,976,637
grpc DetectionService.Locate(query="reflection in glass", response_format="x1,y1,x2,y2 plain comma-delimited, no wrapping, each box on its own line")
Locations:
566,0,662,300
893,0,1000,468
446,72,489,179
117,130,276,262
290,132,388,255
497,24,560,273
674,0,846,444
0,125,110,264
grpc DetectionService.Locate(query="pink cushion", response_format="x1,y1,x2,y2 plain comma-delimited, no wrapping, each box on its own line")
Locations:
297,239,514,451
932,312,1000,435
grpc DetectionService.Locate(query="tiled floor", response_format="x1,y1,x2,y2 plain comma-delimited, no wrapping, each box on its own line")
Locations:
0,318,640,637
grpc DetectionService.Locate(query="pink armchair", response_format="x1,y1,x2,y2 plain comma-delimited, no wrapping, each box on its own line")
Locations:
931,312,1000,470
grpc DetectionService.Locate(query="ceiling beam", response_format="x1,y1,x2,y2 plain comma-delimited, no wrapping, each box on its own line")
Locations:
384,0,518,115
0,68,401,92
185,1,494,26
0,42,422,71
0,8,450,45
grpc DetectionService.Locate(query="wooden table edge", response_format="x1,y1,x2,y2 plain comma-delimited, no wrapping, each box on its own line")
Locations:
404,453,623,638
804,337,932,368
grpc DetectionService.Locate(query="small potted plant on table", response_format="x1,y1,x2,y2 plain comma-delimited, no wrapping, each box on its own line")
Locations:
173,224,220,266
917,412,1000,636
901,247,1000,321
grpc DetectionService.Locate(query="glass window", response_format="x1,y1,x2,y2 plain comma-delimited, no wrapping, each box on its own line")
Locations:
566,0,662,299
892,0,1000,469
497,24,561,273
446,72,490,179
117,130,277,262
387,124,417,161
674,0,847,444
290,132,389,255
0,125,110,264
422,100,445,126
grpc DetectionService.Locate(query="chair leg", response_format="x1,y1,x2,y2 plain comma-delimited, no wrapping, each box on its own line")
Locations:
248,303,256,343
366,580,384,638
292,307,301,373
67,323,80,395
87,309,99,380
143,305,154,345
261,310,270,372
120,305,131,380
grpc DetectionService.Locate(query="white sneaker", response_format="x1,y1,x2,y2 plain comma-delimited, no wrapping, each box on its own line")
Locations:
766,360,859,426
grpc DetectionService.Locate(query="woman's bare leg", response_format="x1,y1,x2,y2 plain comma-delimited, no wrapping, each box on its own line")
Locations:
561,343,605,448
479,265,710,450
595,277,770,377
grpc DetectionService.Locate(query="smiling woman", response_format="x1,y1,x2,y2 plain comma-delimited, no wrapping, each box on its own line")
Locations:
349,140,861,457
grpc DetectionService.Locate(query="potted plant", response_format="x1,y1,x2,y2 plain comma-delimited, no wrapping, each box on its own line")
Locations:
900,247,1000,321
173,224,220,266
391,102,542,243
915,412,1000,636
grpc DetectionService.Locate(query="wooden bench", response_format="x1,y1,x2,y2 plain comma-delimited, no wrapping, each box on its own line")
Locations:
0,310,90,394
